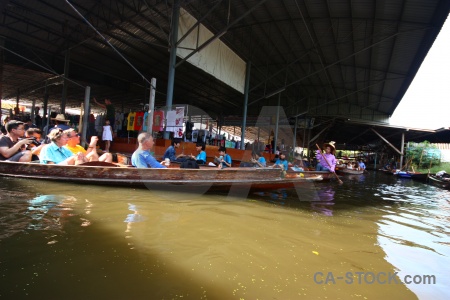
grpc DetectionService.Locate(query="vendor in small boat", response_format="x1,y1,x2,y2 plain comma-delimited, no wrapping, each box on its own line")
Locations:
131,132,167,168
273,151,289,170
315,141,337,172
0,120,33,162
215,146,232,169
358,159,366,170
39,128,82,165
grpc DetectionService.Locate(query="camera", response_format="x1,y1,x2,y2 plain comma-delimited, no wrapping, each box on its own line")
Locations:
20,137,41,146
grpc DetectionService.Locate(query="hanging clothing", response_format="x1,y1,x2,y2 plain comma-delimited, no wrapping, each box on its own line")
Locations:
134,112,145,131
127,112,136,131
153,110,164,132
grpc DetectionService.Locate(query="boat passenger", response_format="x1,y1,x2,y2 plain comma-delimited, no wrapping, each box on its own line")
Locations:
189,142,207,165
1,116,10,135
64,129,113,163
47,114,71,134
39,128,82,165
131,132,166,168
358,159,366,170
163,138,185,162
315,141,337,172
251,151,267,167
273,151,289,171
0,120,33,162
215,146,232,169
25,127,45,160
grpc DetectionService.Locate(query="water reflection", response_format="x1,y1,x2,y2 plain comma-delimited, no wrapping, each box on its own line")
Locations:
0,173,449,299
310,186,335,216
27,195,77,231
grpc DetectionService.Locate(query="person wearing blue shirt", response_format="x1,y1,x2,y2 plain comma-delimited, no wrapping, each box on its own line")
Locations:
39,128,80,165
358,159,366,170
251,151,267,167
216,146,232,169
189,142,207,165
274,152,289,171
131,133,167,168
163,138,185,162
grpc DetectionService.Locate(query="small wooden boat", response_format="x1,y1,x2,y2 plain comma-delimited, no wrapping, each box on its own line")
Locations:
0,161,322,191
335,167,364,175
427,173,450,189
396,171,428,182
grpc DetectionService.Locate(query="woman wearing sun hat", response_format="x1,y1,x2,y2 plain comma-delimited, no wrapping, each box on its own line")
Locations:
315,141,337,172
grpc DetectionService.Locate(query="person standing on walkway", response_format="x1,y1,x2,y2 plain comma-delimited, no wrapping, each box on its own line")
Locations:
102,120,113,153
94,97,116,134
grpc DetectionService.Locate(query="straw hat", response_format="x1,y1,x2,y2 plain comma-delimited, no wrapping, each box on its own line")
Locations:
52,114,70,122
323,141,336,155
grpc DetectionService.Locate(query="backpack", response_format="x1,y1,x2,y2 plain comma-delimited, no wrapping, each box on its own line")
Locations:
180,159,199,169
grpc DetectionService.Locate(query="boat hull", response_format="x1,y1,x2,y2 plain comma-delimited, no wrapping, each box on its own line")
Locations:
427,174,450,189
335,168,364,175
0,161,321,191
396,171,428,181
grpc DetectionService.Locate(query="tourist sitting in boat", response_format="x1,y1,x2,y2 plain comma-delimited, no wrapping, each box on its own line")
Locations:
188,142,207,165
47,114,71,134
39,128,82,165
251,150,267,167
358,159,366,170
1,116,10,135
162,138,186,162
215,146,232,169
273,152,289,171
315,141,336,172
0,120,33,162
131,132,166,168
64,129,113,163
24,127,45,161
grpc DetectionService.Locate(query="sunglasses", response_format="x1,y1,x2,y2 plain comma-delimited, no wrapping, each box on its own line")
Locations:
69,133,81,138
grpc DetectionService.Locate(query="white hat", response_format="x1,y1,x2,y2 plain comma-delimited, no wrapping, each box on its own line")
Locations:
52,114,70,122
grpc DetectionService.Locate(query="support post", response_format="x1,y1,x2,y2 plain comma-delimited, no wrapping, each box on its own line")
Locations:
164,0,180,139
399,132,405,169
241,61,251,149
61,49,70,114
371,128,403,155
81,86,90,147
147,78,156,135
273,94,281,153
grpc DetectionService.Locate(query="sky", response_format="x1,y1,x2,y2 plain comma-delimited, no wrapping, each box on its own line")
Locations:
389,17,450,130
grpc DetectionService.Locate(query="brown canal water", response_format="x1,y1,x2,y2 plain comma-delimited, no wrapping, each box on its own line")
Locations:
0,171,449,299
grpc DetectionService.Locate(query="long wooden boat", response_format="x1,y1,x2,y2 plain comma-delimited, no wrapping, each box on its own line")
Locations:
396,171,428,182
335,167,364,175
427,173,450,189
0,161,322,191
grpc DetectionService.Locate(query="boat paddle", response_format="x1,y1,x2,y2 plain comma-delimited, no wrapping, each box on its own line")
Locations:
315,144,343,184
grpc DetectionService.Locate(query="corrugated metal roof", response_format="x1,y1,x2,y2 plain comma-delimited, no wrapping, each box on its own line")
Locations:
0,0,449,145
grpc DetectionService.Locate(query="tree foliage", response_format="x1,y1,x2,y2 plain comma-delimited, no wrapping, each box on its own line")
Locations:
405,141,440,169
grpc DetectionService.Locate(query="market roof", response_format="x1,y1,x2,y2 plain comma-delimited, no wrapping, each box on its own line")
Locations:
1,0,449,145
